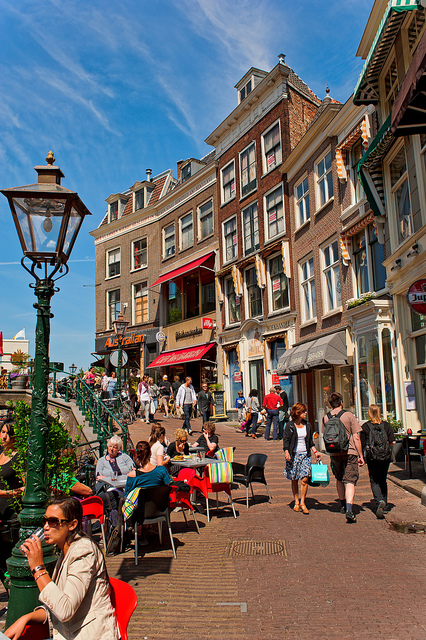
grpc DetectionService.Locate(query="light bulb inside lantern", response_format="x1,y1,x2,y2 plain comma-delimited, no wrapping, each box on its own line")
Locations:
43,216,53,233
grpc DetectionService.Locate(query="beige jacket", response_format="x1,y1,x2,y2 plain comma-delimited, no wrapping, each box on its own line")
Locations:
38,535,119,640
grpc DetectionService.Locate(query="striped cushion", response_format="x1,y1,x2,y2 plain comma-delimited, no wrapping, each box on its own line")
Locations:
215,447,234,462
123,488,140,521
208,462,233,484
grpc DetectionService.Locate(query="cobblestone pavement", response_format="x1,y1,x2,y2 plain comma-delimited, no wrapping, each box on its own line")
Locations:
113,415,426,640
1,415,425,640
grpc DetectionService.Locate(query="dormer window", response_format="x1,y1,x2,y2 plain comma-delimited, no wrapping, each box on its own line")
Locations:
134,189,144,212
109,201,118,222
239,79,252,103
181,164,191,182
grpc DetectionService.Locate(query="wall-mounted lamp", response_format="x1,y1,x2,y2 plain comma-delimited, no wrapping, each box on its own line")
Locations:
407,243,419,258
390,258,402,271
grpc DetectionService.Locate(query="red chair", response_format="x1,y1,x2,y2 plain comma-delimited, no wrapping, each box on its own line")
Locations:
109,577,138,640
170,469,200,534
81,496,107,551
192,462,237,522
21,623,49,639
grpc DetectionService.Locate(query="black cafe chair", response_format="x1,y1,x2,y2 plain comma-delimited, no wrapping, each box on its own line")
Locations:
133,485,176,565
232,453,271,508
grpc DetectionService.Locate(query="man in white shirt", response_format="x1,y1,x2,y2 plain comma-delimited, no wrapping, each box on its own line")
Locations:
176,377,197,434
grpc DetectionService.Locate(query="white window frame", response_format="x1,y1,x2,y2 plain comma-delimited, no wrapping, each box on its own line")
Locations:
261,120,282,174
131,237,147,271
109,201,119,223
245,265,263,319
239,142,257,197
239,77,253,103
106,247,121,279
224,277,241,326
133,189,144,212
198,199,213,240
264,184,285,241
386,142,413,247
163,224,176,259
315,148,334,210
223,215,237,263
299,255,316,323
321,238,342,314
107,289,120,330
221,160,236,204
242,201,259,256
133,282,148,325
267,252,289,313
179,211,194,250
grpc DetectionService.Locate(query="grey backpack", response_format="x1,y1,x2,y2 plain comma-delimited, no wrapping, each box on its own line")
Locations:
323,410,349,453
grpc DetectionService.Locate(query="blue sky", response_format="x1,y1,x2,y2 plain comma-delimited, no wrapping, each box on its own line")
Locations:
0,0,373,371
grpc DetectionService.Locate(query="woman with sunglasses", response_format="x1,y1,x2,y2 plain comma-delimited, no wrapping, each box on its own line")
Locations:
5,496,118,640
166,428,190,475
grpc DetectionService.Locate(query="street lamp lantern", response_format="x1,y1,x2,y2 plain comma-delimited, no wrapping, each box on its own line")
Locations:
113,312,130,336
1,153,91,626
69,363,77,375
1,151,90,269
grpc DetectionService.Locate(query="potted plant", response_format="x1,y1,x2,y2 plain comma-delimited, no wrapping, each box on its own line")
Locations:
10,350,31,388
387,412,405,462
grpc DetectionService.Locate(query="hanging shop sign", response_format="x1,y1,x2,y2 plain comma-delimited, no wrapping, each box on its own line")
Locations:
234,371,242,383
156,331,166,343
202,317,213,329
407,279,426,315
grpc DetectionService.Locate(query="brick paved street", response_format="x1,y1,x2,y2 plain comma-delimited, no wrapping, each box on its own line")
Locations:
110,415,426,640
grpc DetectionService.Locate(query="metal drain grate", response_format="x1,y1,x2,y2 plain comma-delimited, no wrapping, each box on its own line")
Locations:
228,540,287,557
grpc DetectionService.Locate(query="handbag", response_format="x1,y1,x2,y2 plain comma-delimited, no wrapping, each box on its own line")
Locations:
150,400,155,413
310,461,330,487
246,398,253,421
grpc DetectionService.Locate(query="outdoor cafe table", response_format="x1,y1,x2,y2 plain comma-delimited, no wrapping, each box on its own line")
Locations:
395,431,426,479
171,457,217,471
189,446,204,453
102,476,127,489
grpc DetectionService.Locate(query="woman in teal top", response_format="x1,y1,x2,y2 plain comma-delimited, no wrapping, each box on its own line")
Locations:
125,440,171,497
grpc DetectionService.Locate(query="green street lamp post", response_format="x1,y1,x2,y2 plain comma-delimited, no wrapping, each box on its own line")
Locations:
112,313,129,398
1,152,91,625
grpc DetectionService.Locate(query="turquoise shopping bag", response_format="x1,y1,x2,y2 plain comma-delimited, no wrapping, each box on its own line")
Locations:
310,461,330,486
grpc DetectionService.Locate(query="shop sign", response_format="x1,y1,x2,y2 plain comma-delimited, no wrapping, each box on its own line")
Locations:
156,331,166,343
272,373,280,385
234,371,242,383
104,333,144,349
176,327,203,340
202,317,213,329
407,279,426,315
272,278,280,292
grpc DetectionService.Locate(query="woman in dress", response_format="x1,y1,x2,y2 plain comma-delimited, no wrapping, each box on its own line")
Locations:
361,404,395,519
244,389,260,439
0,419,24,587
283,403,321,514
5,496,118,640
149,426,170,467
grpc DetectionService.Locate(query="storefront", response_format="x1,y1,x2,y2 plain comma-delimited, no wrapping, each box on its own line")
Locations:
146,341,217,390
94,328,158,377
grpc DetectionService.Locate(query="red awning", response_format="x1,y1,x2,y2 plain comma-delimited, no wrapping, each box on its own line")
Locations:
147,343,215,368
149,252,215,288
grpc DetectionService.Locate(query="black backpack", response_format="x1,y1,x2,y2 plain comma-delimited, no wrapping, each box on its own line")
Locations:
323,410,349,453
365,422,391,461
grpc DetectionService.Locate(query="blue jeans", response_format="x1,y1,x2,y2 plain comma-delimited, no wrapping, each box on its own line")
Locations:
265,410,279,440
245,412,259,435
278,410,287,439
183,404,193,432
201,410,211,424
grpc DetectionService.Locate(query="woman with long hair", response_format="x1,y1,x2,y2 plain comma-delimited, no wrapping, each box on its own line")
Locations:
125,441,171,492
148,425,170,467
283,403,321,514
0,419,24,587
361,404,395,519
5,496,118,639
243,389,260,439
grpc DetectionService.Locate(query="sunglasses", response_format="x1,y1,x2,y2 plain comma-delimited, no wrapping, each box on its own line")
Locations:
42,516,70,528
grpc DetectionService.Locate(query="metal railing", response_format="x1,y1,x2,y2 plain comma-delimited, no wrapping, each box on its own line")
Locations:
57,376,130,456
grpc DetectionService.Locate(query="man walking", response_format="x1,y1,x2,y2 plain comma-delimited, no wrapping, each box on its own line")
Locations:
176,377,197,434
197,382,215,424
262,387,281,441
127,368,140,413
275,385,289,440
322,392,364,523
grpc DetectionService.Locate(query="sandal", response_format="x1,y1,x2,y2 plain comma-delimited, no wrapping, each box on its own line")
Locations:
251,434,256,439
301,505,309,514
293,504,300,512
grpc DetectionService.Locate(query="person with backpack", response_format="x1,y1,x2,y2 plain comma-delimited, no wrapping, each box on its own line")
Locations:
322,392,364,523
361,404,395,519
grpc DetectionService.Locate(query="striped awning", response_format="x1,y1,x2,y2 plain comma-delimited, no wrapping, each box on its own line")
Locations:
353,0,423,105
340,212,376,265
357,115,394,217
335,117,370,181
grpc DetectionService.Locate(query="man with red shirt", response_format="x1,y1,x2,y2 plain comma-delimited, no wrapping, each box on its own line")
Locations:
262,387,281,441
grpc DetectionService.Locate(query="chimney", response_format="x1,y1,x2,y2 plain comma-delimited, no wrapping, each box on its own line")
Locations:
146,168,152,182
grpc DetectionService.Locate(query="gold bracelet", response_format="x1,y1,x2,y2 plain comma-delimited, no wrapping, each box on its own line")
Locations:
34,570,48,580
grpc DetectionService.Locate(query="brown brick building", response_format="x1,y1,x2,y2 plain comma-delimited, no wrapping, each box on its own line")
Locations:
205,57,321,416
